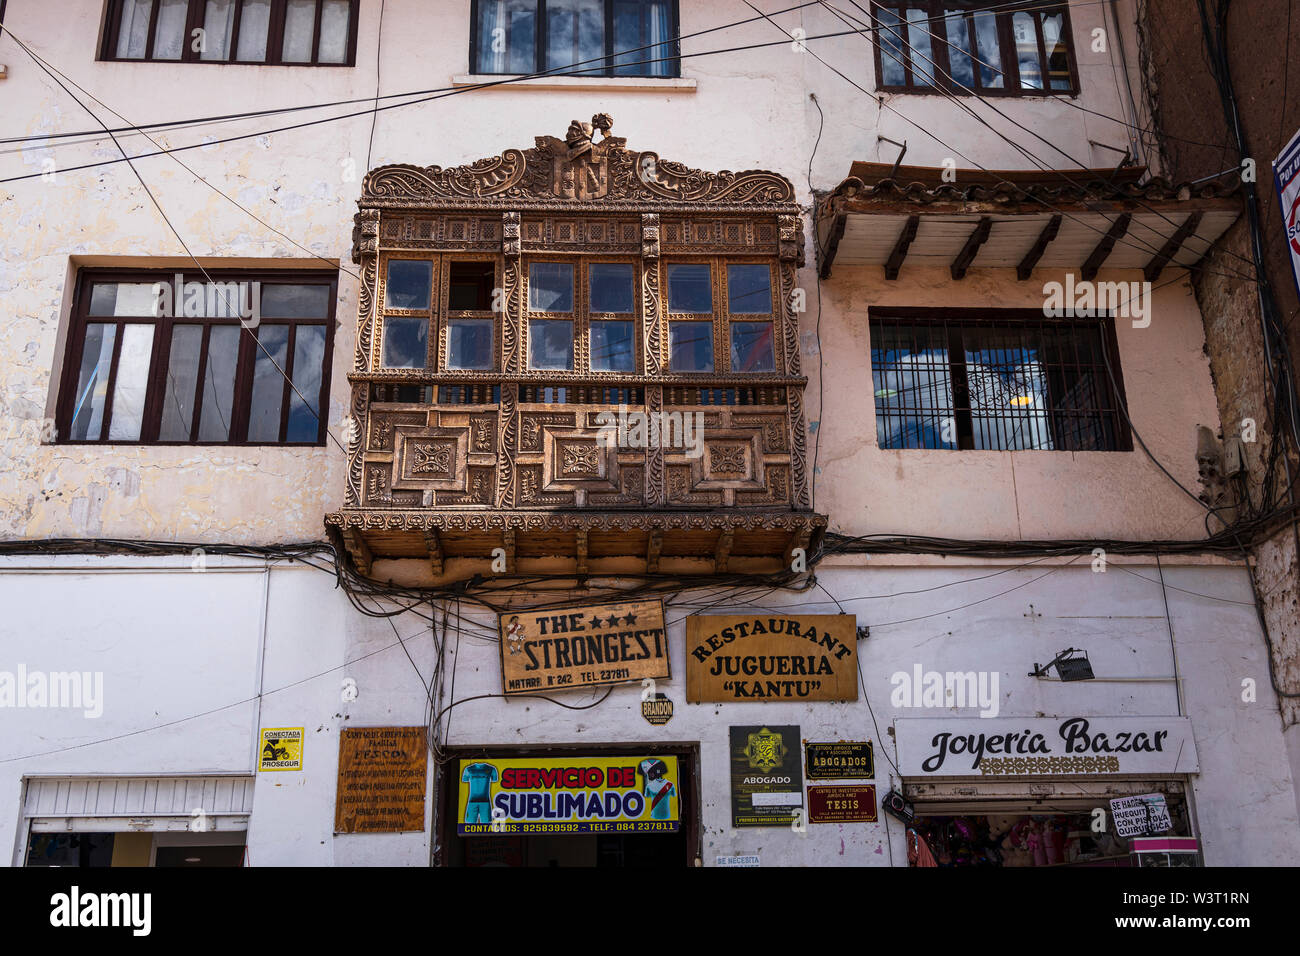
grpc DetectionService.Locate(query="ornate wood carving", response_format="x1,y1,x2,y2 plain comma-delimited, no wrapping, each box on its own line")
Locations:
358,115,796,213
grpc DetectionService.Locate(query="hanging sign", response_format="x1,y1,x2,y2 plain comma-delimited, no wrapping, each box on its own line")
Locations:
686,614,858,702
334,726,428,833
499,599,669,696
457,755,680,835
807,785,878,824
1273,126,1300,301
730,725,804,827
257,727,303,772
894,716,1199,777
1110,793,1172,838
641,692,674,726
805,741,875,779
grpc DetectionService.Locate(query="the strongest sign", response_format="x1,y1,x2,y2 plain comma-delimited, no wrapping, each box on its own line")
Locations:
686,614,858,702
499,599,669,696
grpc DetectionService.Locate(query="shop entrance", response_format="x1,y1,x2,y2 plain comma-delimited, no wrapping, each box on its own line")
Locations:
901,781,1196,868
437,744,698,868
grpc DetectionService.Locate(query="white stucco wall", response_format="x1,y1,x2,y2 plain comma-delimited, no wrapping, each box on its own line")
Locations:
2,555,1294,866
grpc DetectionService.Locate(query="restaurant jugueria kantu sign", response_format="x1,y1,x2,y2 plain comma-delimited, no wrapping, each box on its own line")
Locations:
499,599,668,696
686,614,858,701
458,756,680,835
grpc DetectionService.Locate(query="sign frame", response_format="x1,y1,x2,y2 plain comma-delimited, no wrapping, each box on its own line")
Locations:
499,598,669,697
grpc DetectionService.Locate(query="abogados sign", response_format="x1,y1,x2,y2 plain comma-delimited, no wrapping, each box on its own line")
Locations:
686,614,858,702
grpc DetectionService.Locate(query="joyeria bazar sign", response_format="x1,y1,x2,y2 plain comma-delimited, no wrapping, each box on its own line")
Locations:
686,614,858,702
895,716,1199,777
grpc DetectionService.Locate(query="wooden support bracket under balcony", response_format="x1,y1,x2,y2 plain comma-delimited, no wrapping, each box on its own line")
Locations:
425,530,443,576
715,529,734,573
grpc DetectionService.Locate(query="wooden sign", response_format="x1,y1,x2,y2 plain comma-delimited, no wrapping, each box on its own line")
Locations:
499,599,668,696
334,726,428,834
686,614,858,702
807,785,878,824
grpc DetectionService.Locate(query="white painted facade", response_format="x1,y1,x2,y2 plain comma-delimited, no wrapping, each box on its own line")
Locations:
1,0,1297,866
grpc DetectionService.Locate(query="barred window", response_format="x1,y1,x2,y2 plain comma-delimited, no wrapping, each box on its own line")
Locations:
871,1,1077,96
869,310,1131,451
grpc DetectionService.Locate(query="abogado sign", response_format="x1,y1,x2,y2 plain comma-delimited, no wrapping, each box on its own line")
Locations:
895,716,1199,777
457,756,680,835
499,599,668,696
686,614,857,702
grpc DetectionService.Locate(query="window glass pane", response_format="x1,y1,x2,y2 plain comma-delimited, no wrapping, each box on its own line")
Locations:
381,317,429,369
905,8,936,85
877,6,906,86
385,260,433,310
236,0,271,60
613,0,671,76
973,10,1003,88
669,322,713,372
260,283,331,317
870,323,955,450
198,325,239,441
730,322,775,372
529,262,574,312
159,325,203,441
447,318,494,369
546,0,604,73
89,282,159,317
589,263,634,313
282,0,317,62
69,324,117,441
116,0,154,58
287,325,326,442
727,265,772,314
151,0,188,60
667,264,712,312
591,321,635,372
944,12,974,88
528,319,574,370
475,0,538,73
965,329,1052,449
1013,12,1043,89
448,261,495,311
201,0,237,60
1041,12,1071,90
318,0,351,63
248,324,289,442
107,324,154,441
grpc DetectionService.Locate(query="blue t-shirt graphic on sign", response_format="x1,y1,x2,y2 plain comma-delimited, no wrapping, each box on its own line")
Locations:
638,758,675,820
462,763,499,824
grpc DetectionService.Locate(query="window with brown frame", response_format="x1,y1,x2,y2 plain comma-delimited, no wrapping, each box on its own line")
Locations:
665,259,778,374
869,309,1132,451
870,1,1078,96
101,0,359,66
56,269,336,445
378,254,504,373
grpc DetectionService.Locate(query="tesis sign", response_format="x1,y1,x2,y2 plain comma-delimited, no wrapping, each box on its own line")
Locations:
894,716,1199,776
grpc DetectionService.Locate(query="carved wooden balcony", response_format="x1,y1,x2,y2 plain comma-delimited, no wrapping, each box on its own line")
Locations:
325,116,826,580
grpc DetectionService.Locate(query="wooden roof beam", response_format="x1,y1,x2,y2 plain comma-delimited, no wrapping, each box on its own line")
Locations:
1017,214,1062,280
818,212,847,279
950,217,992,280
1143,211,1203,282
884,215,920,280
1081,212,1132,281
